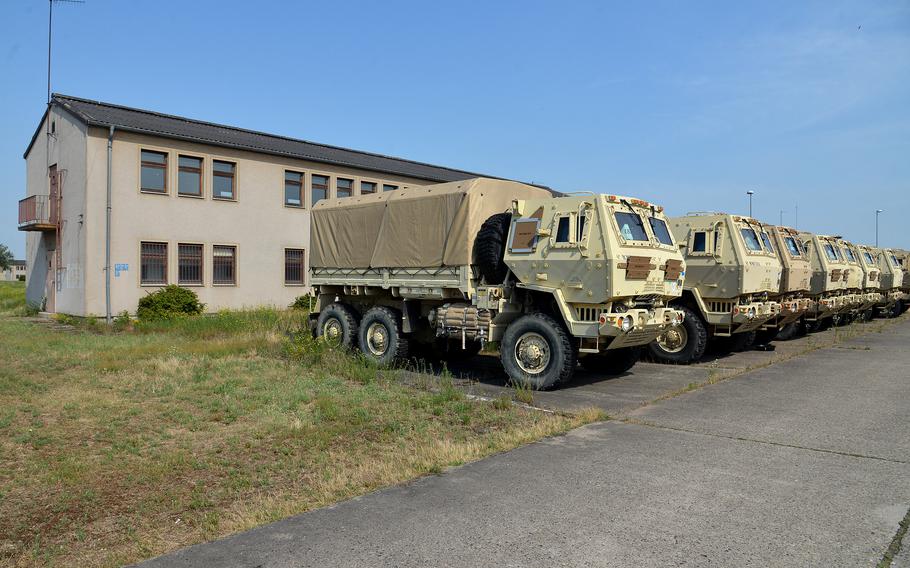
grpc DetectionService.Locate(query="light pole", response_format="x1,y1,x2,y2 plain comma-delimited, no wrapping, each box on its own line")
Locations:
746,190,755,217
875,209,883,247
779,209,785,226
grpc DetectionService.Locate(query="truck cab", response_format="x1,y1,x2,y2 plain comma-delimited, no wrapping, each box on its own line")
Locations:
762,225,813,340
876,248,906,316
798,232,851,330
649,213,782,364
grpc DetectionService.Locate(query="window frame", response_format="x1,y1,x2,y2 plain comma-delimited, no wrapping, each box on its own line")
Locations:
139,149,169,194
284,170,305,208
177,154,204,198
212,244,237,286
648,216,674,246
312,174,330,205
177,242,204,286
382,184,398,192
212,159,237,201
739,226,764,253
336,177,354,198
360,180,378,195
140,241,168,286
284,248,306,286
611,209,650,245
691,231,708,254
784,236,802,257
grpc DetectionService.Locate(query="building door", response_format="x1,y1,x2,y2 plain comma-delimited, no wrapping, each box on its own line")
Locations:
45,250,56,313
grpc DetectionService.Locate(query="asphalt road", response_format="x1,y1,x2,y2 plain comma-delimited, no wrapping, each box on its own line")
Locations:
137,318,910,567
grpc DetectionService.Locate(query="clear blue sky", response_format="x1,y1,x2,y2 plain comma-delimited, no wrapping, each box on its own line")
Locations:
2,0,908,258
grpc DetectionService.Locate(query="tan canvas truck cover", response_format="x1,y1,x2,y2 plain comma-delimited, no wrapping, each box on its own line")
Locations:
310,178,552,269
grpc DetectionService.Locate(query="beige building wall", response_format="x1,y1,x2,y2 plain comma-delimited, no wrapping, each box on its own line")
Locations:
75,128,430,316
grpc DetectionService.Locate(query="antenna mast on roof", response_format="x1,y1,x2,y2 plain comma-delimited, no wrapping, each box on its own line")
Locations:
48,0,84,103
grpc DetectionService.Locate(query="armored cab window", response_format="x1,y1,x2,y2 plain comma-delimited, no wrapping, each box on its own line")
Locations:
648,217,674,245
692,231,707,252
576,213,587,242
823,244,838,261
863,252,875,265
740,228,762,252
614,212,648,241
784,237,801,257
555,216,571,243
760,231,774,253
891,254,900,267
843,247,856,263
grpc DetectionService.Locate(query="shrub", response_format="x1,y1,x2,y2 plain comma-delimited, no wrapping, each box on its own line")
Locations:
290,295,315,311
113,310,132,331
137,285,204,321
17,275,25,282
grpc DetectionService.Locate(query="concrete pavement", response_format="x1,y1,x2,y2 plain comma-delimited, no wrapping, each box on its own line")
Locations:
137,317,910,567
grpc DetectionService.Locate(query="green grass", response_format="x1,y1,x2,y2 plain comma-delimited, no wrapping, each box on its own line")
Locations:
0,281,27,316
0,286,592,567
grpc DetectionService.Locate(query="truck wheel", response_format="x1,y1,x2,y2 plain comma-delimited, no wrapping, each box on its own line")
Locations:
475,213,512,284
725,330,756,352
776,322,800,340
501,313,576,390
358,307,410,366
753,328,779,345
648,306,707,364
316,303,358,349
580,347,641,375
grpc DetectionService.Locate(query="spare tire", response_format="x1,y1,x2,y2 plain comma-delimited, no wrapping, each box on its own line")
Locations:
475,212,512,284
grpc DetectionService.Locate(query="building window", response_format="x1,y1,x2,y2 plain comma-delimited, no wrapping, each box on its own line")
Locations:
213,245,236,285
178,156,203,196
178,243,203,285
213,160,236,200
383,184,398,192
360,181,377,195
337,178,353,198
140,150,168,193
140,242,168,285
285,171,303,207
312,174,329,205
285,248,305,285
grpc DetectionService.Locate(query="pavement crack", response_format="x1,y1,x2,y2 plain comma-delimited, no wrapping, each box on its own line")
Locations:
878,505,910,567
622,419,910,465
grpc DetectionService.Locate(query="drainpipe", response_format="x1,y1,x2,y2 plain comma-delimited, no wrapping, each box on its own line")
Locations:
105,126,114,324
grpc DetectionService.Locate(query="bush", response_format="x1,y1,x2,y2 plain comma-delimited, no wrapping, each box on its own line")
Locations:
17,275,25,282
137,285,205,321
290,295,315,311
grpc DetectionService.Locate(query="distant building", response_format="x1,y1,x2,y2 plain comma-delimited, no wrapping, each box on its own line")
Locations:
18,94,489,316
1,260,27,282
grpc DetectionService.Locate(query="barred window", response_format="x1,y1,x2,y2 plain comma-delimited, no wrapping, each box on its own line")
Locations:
383,184,398,192
360,181,377,195
336,178,353,198
213,160,236,200
285,249,305,285
285,171,303,207
312,174,329,205
178,244,203,285
178,156,203,196
140,242,168,285
140,150,167,193
213,245,236,285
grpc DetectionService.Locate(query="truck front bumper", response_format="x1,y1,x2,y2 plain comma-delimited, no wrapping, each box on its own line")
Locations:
773,298,812,326
598,307,685,349
730,301,780,333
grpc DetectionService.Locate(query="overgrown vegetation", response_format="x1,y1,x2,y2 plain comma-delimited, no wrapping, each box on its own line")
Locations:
0,284,590,567
136,285,205,321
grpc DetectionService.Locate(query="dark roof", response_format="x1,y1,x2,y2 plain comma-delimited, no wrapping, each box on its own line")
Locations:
25,94,490,183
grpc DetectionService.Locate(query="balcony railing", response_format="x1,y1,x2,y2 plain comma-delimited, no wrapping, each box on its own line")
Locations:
18,195,57,231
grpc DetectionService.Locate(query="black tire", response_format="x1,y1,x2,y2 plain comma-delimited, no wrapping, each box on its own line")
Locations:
580,347,641,375
500,313,576,390
316,303,359,349
648,305,708,365
726,330,757,352
816,317,833,331
358,306,410,366
475,213,512,285
753,327,779,345
776,322,800,341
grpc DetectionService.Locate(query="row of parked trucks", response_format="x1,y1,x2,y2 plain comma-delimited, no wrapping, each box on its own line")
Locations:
308,178,908,390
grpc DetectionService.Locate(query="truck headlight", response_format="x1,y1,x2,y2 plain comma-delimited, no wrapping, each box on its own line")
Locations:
621,315,634,332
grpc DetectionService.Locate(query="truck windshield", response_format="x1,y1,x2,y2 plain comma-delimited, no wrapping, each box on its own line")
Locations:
824,244,838,261
648,217,674,245
760,231,774,253
891,254,900,267
740,228,762,251
843,247,857,263
863,252,875,265
785,237,801,257
614,212,648,241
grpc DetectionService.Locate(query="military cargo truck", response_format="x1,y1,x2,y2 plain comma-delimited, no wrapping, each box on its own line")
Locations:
894,249,910,308
760,225,813,341
832,238,868,324
797,232,851,331
308,178,686,390
875,248,906,317
649,213,782,364
855,244,885,321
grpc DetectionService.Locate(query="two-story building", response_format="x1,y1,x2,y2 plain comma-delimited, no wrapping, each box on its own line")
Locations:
1,260,27,282
18,94,488,317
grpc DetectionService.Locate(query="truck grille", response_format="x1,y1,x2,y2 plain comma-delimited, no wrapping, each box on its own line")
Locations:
707,301,735,313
